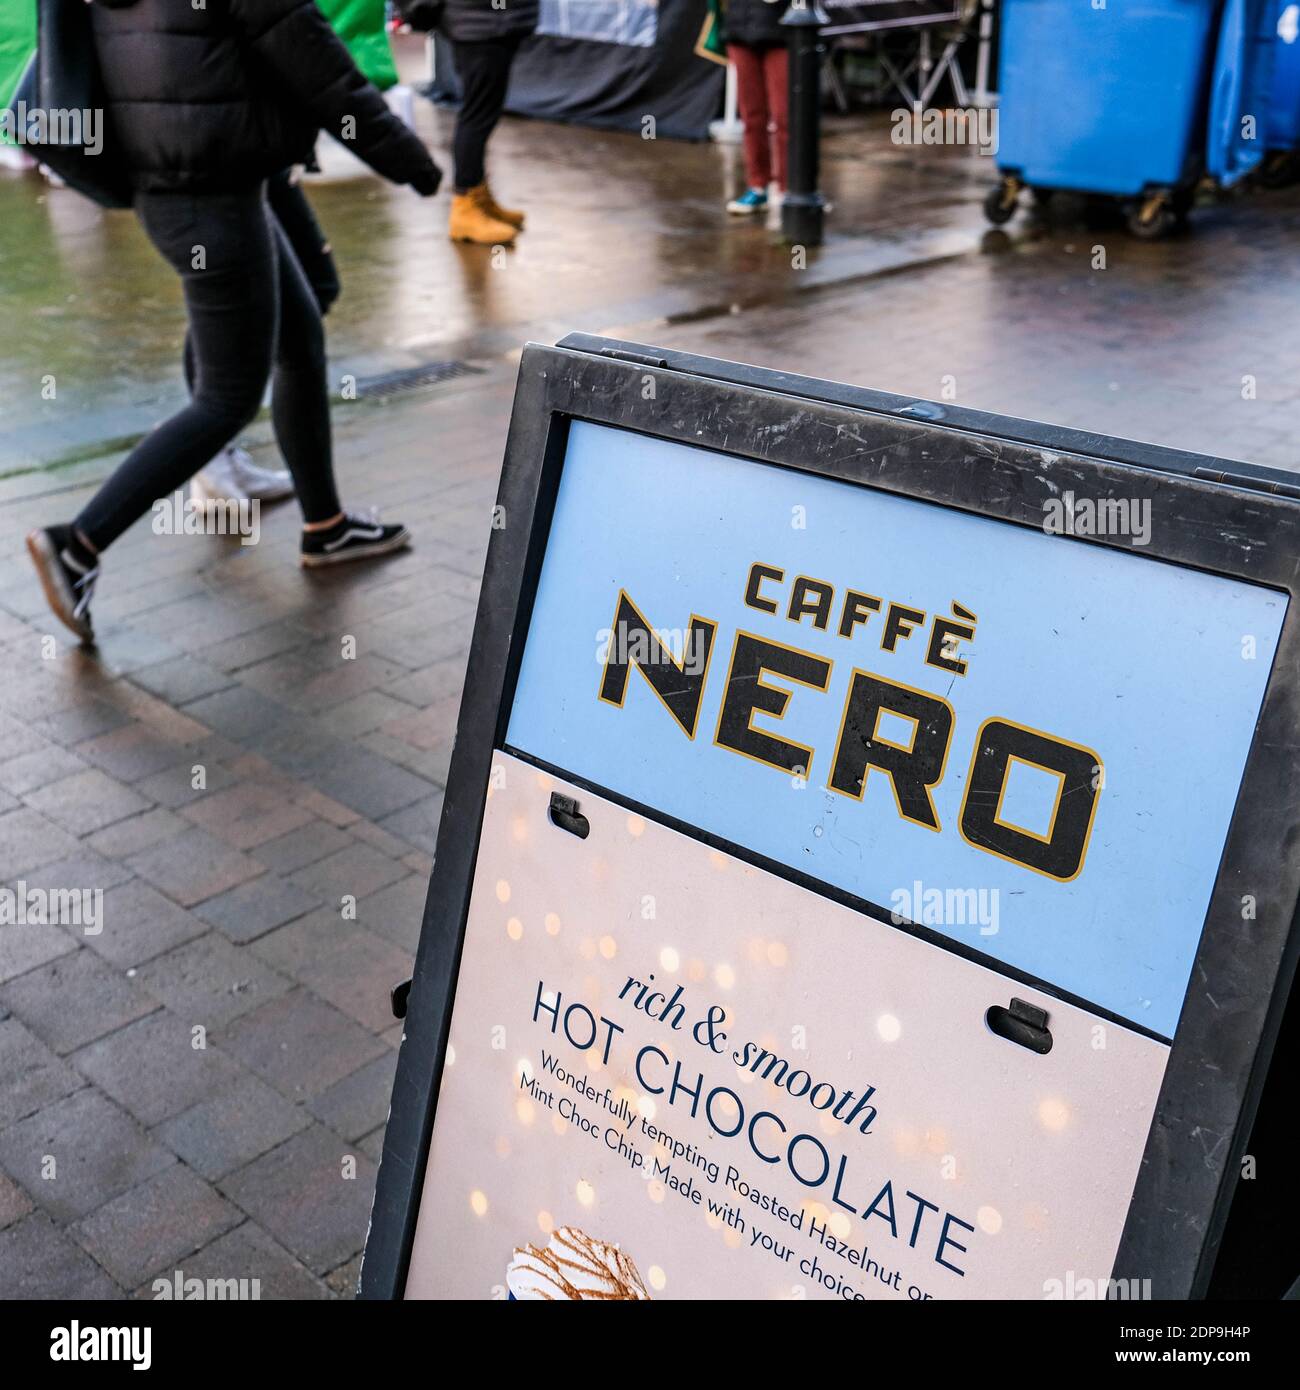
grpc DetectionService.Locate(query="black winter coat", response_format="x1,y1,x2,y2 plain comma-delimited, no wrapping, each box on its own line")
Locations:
722,0,789,48
90,0,441,195
398,0,539,46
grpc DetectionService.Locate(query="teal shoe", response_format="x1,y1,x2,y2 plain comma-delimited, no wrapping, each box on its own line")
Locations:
727,187,769,215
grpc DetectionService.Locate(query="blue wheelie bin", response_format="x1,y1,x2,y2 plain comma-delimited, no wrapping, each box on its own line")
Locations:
1259,0,1300,179
990,0,1223,237
1266,0,1300,145
1206,0,1276,184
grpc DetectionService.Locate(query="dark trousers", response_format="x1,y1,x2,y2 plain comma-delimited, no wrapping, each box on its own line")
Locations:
452,37,521,191
728,42,789,192
75,187,340,552
181,171,339,395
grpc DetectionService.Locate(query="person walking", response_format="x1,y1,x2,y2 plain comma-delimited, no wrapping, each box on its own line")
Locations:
398,0,537,246
26,0,443,644
189,166,341,509
721,0,790,216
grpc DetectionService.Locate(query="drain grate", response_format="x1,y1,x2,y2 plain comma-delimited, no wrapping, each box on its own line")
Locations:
354,359,482,401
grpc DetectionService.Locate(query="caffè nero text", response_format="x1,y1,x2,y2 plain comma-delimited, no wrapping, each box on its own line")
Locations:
598,563,1103,881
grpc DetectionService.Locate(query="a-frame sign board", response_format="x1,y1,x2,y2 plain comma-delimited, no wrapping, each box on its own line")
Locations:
361,335,1300,1302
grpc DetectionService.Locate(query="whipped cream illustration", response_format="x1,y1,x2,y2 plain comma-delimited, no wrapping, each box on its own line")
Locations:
507,1226,651,1300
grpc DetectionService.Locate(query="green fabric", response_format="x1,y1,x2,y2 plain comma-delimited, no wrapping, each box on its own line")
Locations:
697,0,727,64
0,0,37,139
317,0,399,91
0,0,396,144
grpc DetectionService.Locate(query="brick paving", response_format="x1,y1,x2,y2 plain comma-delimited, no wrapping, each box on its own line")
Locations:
2,118,1299,1300
0,367,511,1299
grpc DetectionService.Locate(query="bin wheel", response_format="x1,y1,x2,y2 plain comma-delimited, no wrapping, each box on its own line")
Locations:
984,181,1020,226
1259,152,1300,190
1126,195,1177,241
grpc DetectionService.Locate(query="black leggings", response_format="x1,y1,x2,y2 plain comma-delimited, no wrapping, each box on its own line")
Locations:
452,37,521,191
75,186,340,552
182,171,340,394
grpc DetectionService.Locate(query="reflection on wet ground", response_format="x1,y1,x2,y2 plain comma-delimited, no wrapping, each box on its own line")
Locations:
3,84,1300,473
0,104,995,469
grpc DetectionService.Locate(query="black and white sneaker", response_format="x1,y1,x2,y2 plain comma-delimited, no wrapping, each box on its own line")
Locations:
26,525,99,643
300,512,411,568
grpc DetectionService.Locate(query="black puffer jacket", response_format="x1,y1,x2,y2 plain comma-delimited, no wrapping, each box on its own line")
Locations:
91,0,441,195
722,0,790,47
398,0,539,45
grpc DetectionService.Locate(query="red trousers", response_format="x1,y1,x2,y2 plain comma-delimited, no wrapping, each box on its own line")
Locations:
728,42,789,192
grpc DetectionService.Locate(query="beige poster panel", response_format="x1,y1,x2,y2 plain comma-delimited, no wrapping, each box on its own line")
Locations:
405,752,1169,1301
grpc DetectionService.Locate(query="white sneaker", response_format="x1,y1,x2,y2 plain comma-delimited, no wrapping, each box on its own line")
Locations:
228,447,294,501
0,146,36,172
191,450,249,509
192,445,293,505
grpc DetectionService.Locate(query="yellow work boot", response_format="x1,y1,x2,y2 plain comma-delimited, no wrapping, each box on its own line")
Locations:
483,182,525,230
449,184,518,245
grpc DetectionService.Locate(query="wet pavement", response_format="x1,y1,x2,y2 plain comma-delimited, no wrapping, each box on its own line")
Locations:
0,364,510,1297
4,87,1300,474
2,59,1300,1299
662,187,1300,473
1,72,998,470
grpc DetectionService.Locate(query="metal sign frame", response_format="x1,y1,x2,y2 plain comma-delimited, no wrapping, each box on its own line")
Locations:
360,334,1300,1300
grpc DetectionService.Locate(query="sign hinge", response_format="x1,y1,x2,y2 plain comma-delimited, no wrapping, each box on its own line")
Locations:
599,348,671,370
1193,466,1300,500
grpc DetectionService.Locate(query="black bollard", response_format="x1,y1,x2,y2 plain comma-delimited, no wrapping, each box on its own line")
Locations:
780,0,829,247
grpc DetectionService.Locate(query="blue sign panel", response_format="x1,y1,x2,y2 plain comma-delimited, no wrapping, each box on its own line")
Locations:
506,422,1287,1037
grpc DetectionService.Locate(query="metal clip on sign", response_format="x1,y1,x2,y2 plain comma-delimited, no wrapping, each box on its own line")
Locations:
548,793,590,839
987,998,1054,1055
